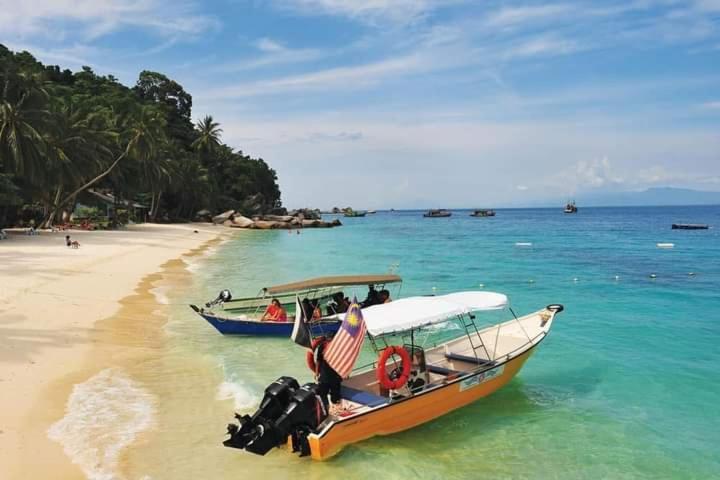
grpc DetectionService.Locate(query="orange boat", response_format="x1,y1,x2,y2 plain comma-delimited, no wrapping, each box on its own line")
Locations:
223,292,563,460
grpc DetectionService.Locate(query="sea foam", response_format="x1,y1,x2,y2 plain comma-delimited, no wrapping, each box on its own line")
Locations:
216,379,258,410
48,368,156,480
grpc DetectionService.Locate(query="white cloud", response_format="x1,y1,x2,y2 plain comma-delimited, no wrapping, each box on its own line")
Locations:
213,38,326,73
255,38,286,53
700,101,720,109
271,0,462,25
0,0,218,40
202,53,424,98
503,35,581,58
483,4,575,29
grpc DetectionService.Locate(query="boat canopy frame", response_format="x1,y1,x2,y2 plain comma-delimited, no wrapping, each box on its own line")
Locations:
352,293,540,388
211,274,403,322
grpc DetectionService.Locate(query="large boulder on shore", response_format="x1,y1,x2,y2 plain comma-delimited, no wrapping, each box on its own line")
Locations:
259,215,295,222
212,209,235,224
251,220,286,230
232,215,255,228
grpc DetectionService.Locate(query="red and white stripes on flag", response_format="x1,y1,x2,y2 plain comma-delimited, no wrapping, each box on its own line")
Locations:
323,298,366,378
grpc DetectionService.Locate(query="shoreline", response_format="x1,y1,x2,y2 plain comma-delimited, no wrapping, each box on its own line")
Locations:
0,223,232,479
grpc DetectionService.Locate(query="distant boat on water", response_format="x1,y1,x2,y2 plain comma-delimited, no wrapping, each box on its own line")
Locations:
344,210,367,217
671,223,709,230
424,209,452,218
470,209,495,217
564,201,578,214
367,210,377,214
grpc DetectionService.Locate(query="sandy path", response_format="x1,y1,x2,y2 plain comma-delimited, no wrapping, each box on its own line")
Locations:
0,223,231,479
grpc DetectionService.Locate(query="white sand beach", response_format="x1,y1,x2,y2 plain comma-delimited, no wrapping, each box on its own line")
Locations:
0,223,231,479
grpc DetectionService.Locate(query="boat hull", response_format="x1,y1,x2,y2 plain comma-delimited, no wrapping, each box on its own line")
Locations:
307,346,535,460
199,312,341,336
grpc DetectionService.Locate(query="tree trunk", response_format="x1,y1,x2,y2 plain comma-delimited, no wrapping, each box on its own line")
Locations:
41,185,63,229
56,144,131,212
151,191,162,221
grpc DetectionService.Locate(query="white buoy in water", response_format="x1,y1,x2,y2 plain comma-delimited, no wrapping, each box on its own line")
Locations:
649,273,657,279
479,283,485,288
688,272,696,276
614,275,620,281
515,242,533,247
657,243,674,249
529,279,535,284
573,277,579,282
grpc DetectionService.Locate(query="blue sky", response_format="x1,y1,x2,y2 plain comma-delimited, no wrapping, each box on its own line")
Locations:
2,0,719,208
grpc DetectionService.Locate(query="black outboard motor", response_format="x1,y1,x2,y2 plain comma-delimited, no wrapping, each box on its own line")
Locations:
206,289,232,308
224,377,327,457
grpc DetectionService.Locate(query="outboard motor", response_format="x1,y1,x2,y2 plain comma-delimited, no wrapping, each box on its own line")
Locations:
223,377,327,457
206,289,232,308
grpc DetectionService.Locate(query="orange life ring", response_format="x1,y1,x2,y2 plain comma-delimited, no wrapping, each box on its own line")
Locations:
306,336,328,373
376,346,411,390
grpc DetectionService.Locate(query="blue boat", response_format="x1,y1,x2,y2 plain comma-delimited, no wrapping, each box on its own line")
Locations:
189,274,402,336
193,309,342,336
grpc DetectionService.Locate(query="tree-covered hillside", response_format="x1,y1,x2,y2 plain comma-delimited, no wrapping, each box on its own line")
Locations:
0,44,282,227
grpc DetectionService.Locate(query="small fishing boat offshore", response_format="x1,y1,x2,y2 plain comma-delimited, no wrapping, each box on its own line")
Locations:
423,209,452,217
223,291,563,459
470,209,495,217
189,274,402,336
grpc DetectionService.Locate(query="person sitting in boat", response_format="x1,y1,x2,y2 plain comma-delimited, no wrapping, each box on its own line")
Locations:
301,298,314,321
379,289,392,303
311,299,322,320
361,285,379,307
261,298,287,322
328,292,350,315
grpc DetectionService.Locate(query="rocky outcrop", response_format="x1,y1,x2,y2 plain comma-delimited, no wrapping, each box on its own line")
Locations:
231,215,254,228
217,208,340,230
287,208,322,220
212,209,235,224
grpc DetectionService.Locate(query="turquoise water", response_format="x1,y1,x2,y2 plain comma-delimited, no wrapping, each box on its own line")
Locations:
173,206,720,479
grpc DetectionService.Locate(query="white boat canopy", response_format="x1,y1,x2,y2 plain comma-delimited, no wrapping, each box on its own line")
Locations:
358,291,508,336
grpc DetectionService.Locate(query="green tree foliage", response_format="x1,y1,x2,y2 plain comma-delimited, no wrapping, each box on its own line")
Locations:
0,44,282,227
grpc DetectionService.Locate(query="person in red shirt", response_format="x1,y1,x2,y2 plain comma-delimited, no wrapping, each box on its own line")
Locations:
261,298,287,322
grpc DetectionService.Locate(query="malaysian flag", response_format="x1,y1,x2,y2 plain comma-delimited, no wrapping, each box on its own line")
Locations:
323,297,366,378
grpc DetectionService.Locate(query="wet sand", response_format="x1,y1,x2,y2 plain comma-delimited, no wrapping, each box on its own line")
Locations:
0,224,231,479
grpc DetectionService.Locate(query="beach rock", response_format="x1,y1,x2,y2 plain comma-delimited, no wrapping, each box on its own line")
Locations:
288,208,321,220
194,209,212,222
231,215,255,228
260,215,294,222
223,219,233,227
212,209,235,224
251,220,285,230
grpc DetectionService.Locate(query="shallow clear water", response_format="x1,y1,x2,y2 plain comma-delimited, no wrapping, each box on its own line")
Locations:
149,207,720,479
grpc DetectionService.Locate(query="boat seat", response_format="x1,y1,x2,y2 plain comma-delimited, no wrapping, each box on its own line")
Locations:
445,353,493,365
340,386,387,407
426,365,461,376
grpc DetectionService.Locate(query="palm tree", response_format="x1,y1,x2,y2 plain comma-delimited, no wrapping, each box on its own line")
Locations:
191,115,222,153
57,103,167,213
0,73,50,186
40,100,113,227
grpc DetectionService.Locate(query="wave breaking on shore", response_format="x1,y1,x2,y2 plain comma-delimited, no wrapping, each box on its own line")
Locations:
48,368,156,480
